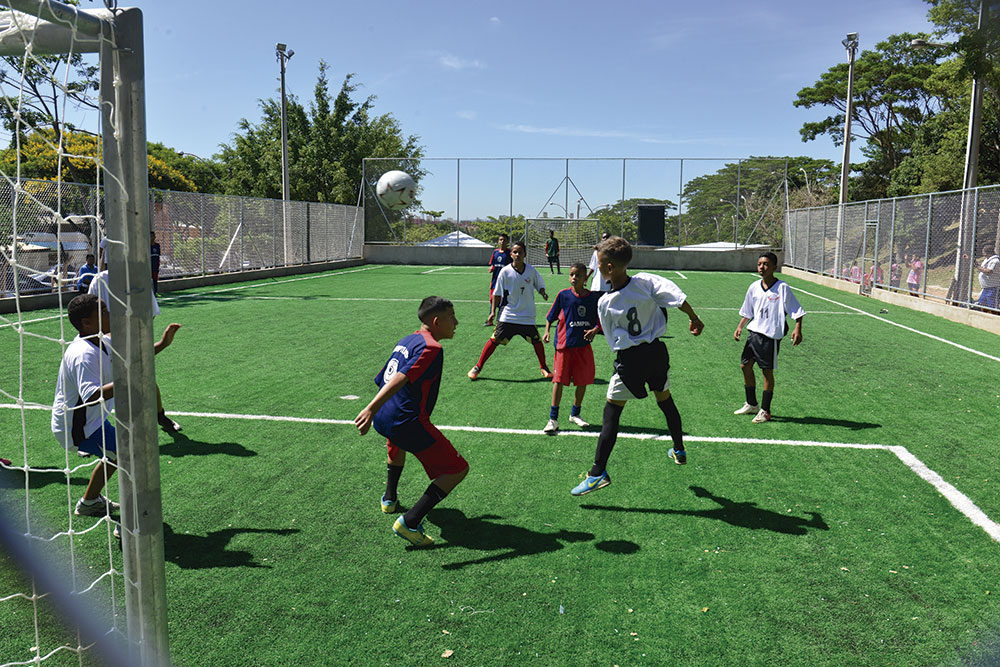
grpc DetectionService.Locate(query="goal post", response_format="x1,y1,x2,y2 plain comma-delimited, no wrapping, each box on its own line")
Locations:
0,2,169,665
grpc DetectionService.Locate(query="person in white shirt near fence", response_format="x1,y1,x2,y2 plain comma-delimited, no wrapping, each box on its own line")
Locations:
974,248,1000,314
733,252,805,424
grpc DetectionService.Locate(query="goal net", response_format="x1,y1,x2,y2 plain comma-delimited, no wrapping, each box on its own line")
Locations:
0,2,167,665
525,217,602,270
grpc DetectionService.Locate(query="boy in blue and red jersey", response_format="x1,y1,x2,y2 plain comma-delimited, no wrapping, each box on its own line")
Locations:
542,263,602,433
355,296,469,548
484,234,511,326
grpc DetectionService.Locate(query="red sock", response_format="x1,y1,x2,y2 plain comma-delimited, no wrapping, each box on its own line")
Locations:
477,338,499,369
532,340,549,370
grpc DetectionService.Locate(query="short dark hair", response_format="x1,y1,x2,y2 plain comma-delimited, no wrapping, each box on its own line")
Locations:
569,262,587,274
498,233,509,241
759,251,778,266
596,236,632,267
511,240,527,254
85,253,95,261
418,296,453,324
68,293,99,332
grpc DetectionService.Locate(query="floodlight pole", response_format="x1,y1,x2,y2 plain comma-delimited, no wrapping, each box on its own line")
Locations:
277,43,293,266
834,32,859,279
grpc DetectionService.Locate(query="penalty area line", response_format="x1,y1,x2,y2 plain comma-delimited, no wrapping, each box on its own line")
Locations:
171,409,1000,542
3,403,994,542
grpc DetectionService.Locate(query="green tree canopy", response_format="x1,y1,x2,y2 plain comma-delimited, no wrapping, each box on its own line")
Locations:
218,63,424,205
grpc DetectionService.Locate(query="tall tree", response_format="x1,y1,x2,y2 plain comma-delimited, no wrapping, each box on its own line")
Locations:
218,63,424,204
794,33,945,199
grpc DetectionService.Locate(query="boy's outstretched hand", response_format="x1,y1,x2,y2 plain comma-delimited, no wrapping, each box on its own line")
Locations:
355,408,374,436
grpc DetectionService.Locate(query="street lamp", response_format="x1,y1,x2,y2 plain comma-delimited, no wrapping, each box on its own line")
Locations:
276,42,294,266
177,151,226,190
799,167,812,199
548,202,568,218
835,31,859,278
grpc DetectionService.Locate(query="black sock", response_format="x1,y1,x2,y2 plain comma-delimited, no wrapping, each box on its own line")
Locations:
591,402,624,476
762,390,773,412
657,396,684,451
403,482,448,527
385,464,403,501
745,385,757,406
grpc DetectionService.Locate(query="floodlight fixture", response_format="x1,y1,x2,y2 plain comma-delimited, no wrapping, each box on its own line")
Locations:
276,42,286,52
909,38,950,49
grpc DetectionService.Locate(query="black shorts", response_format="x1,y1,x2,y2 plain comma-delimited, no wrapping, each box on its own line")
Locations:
741,330,780,370
493,322,541,345
610,340,670,400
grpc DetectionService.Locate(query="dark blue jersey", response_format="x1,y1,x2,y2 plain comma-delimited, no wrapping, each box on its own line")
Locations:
546,288,602,350
373,330,443,444
488,249,511,289
150,243,161,273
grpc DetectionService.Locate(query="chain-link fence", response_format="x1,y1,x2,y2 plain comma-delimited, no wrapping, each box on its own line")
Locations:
363,157,792,261
1,179,364,296
785,185,1000,310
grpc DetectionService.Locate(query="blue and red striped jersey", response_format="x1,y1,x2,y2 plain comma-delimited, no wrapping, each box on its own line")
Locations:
373,330,443,438
545,288,602,350
488,248,511,289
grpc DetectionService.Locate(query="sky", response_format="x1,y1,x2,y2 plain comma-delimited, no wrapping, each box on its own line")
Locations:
31,0,945,218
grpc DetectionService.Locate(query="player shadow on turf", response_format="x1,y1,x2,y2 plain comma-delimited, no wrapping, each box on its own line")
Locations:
767,415,881,431
0,467,88,491
158,432,257,458
582,486,830,536
161,522,298,569
427,508,610,569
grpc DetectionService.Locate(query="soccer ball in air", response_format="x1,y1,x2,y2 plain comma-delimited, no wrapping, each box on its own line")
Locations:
376,170,416,211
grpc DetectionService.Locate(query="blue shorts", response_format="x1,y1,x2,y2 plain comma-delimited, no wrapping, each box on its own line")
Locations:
977,286,999,311
78,421,117,461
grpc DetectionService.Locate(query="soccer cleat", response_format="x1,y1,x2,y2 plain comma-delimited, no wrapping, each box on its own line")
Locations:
752,409,772,424
568,415,589,428
0,457,10,467
467,365,480,380
733,402,759,415
571,470,611,496
380,495,398,514
158,413,182,434
669,448,687,465
392,516,434,547
540,368,554,380
543,418,559,434
483,319,494,327
74,495,120,517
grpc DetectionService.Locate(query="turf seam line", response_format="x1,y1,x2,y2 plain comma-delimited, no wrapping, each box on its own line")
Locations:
788,286,1000,363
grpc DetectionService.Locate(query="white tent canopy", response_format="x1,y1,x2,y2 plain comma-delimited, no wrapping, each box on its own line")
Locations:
418,230,492,248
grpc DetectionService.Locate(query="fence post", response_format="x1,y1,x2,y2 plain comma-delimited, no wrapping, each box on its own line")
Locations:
966,187,980,305
306,202,311,264
888,198,897,290
200,195,206,276
921,193,933,297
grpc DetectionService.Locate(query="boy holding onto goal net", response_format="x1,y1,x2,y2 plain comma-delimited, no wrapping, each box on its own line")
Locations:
52,294,181,519
355,297,469,548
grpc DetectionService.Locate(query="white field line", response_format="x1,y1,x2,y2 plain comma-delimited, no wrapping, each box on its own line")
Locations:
675,271,688,280
420,266,454,274
6,403,993,542
790,286,1000,363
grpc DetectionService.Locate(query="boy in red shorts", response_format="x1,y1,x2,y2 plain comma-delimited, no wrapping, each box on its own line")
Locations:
542,262,602,433
355,296,469,547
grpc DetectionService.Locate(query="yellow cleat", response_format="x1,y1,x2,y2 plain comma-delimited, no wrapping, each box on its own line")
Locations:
392,516,434,547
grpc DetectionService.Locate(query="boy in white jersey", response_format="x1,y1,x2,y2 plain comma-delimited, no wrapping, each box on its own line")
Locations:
52,294,180,519
571,237,704,496
469,241,552,380
733,252,805,424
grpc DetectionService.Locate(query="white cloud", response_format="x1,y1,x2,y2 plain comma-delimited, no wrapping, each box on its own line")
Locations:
489,16,501,25
497,123,727,145
456,110,477,120
439,54,486,70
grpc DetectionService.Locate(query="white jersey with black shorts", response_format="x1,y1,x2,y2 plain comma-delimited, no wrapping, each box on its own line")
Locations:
597,272,687,401
492,263,546,344
739,278,805,370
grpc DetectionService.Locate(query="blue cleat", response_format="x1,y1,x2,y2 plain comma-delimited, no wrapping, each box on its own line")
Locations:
571,470,611,496
669,448,687,465
381,495,398,514
392,516,434,547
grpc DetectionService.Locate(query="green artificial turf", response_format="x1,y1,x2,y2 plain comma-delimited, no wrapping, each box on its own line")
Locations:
2,264,999,665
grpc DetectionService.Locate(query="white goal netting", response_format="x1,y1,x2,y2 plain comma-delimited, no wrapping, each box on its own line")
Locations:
0,3,166,666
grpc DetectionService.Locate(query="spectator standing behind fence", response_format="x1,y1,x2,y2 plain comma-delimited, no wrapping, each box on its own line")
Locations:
906,254,923,296
889,257,901,291
849,261,862,284
974,248,1000,313
150,232,161,294
76,254,98,293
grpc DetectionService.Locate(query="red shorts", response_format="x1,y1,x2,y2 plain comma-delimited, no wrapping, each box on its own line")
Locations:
552,346,595,386
387,421,468,480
